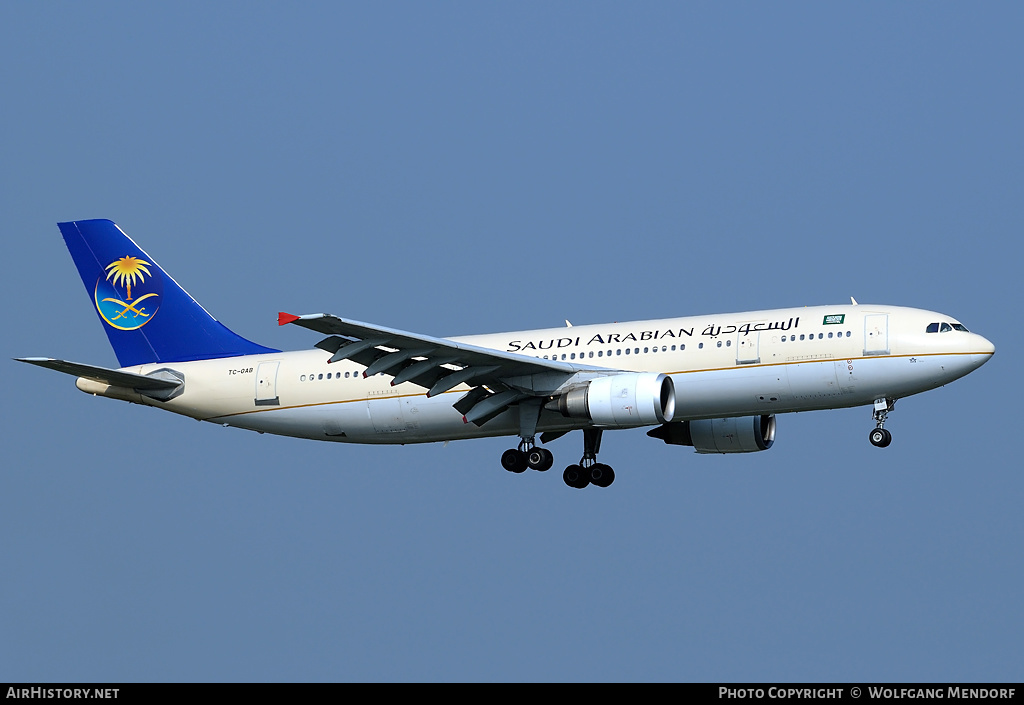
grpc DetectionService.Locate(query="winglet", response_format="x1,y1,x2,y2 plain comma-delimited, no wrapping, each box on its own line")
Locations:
278,312,301,326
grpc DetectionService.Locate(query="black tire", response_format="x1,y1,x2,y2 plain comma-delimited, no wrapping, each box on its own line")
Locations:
563,464,589,489
869,428,892,448
528,448,554,472
501,448,528,473
590,463,615,488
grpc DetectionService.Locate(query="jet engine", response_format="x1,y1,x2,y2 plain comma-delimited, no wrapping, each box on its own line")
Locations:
647,414,776,453
555,372,675,427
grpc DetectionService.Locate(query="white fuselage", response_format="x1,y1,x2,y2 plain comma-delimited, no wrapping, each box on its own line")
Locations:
80,304,994,444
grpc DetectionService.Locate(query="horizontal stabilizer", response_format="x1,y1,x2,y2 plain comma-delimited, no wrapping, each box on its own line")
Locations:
15,357,181,391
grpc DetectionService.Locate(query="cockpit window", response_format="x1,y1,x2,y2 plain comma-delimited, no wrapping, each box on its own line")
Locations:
927,322,968,333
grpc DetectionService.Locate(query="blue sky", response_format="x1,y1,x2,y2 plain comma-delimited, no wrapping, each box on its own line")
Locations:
2,2,1021,682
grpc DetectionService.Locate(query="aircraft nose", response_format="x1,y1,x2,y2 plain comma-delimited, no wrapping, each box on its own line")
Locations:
973,333,995,366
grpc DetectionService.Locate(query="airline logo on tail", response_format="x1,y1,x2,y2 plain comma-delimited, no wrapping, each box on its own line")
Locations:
93,255,163,330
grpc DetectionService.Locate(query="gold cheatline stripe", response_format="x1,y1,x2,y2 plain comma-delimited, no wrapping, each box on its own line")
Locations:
215,388,462,419
663,350,989,376
209,350,991,420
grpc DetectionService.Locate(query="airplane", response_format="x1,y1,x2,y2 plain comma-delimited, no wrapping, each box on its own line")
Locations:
18,219,995,489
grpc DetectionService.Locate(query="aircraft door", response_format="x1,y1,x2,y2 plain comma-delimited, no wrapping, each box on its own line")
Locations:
736,331,760,365
255,361,280,406
864,314,890,355
367,394,407,434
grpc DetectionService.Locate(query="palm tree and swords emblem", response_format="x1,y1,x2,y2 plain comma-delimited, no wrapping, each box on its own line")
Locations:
94,255,163,330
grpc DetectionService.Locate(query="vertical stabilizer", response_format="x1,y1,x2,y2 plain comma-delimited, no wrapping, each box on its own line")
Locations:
59,219,278,367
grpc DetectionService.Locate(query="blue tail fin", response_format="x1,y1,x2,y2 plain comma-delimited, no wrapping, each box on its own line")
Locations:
60,219,278,367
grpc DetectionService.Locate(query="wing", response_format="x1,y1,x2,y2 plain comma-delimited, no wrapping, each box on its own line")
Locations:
278,312,599,426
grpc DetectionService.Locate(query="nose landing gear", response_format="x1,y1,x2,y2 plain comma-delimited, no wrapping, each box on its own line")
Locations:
869,427,892,448
869,398,896,448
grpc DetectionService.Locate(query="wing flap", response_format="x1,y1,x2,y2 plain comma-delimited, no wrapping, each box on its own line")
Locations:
280,312,592,427
281,312,583,382
282,313,577,376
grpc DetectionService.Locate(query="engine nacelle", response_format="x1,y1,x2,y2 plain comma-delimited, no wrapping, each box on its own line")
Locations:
647,414,776,453
556,372,675,427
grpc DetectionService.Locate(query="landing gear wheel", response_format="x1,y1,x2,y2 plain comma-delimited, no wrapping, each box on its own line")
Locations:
527,448,554,472
563,464,589,489
501,448,529,473
590,463,615,488
869,398,896,448
869,428,892,448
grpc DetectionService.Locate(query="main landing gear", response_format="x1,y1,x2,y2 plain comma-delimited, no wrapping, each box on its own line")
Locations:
562,429,614,489
500,426,615,489
500,442,554,473
501,399,554,474
869,397,896,448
